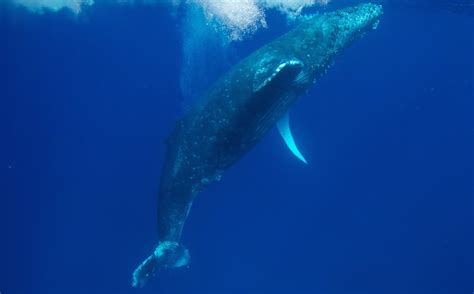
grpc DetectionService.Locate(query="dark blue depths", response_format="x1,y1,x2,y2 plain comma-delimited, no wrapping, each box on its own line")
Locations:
1,1,473,294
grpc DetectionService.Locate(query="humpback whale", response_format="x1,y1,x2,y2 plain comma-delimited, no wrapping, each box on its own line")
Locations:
132,3,383,287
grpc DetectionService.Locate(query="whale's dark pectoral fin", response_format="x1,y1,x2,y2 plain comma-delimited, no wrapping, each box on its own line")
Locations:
132,241,190,288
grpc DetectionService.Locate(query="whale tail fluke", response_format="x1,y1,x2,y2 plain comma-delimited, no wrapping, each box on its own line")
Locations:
132,241,190,288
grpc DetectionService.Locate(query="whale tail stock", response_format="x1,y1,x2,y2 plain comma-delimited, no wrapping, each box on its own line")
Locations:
132,241,190,288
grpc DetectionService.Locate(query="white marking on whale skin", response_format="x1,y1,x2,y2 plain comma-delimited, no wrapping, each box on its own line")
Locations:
277,112,308,164
253,57,304,92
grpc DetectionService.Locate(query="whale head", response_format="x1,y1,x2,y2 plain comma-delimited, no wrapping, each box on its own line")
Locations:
235,4,383,163
327,3,383,35
292,3,383,75
324,3,382,43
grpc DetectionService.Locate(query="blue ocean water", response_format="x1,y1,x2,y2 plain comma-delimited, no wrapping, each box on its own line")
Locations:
2,1,473,294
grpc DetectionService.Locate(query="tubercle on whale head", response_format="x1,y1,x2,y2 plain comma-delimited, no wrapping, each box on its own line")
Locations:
336,3,383,31
289,3,382,79
303,3,383,52
324,3,382,39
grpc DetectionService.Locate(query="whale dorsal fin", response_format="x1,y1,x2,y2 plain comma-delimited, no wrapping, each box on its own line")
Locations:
277,112,308,164
253,58,304,93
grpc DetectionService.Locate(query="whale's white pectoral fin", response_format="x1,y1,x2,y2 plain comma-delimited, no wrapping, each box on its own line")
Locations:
277,113,308,164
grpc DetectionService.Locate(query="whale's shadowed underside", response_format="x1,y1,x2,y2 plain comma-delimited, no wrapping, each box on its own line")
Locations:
132,3,383,287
